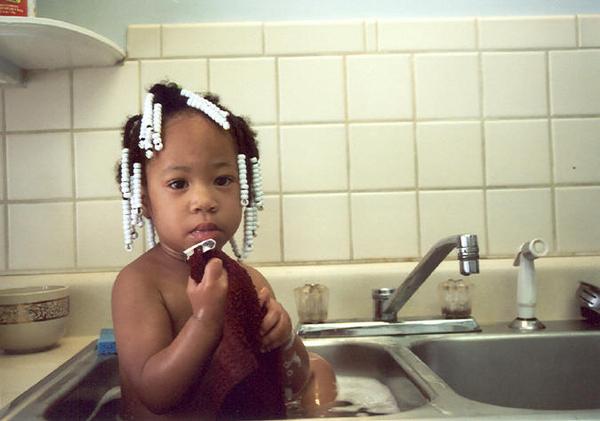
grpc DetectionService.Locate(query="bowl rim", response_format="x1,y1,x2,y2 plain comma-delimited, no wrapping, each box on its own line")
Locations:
0,285,68,297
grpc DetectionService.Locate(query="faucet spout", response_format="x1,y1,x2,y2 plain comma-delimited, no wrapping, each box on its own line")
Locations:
378,234,479,322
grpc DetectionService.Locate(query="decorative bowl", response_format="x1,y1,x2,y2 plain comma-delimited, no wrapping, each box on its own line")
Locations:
0,285,69,353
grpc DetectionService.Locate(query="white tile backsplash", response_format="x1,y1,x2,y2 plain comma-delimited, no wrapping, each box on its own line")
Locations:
76,200,143,268
346,54,413,121
579,15,600,47
2,14,600,273
127,24,161,59
549,50,600,116
479,16,576,49
414,53,480,119
282,194,350,261
482,52,548,118
73,61,139,129
280,124,347,192
264,21,364,55
419,190,487,256
485,120,551,187
552,118,600,184
378,18,476,51
74,131,121,198
162,23,263,57
351,192,418,259
209,58,277,124
140,59,208,93
278,56,345,123
417,121,483,188
555,187,600,253
348,122,415,190
8,203,75,270
5,70,70,131
486,188,554,256
6,132,73,200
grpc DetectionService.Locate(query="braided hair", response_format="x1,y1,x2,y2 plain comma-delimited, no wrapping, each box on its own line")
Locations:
118,82,263,260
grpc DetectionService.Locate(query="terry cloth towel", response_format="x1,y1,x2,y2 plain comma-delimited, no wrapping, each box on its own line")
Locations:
188,247,286,420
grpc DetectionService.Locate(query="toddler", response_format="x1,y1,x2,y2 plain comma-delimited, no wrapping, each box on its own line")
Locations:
112,82,327,419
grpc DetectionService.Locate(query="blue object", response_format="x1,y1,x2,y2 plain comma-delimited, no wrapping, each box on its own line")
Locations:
97,328,117,355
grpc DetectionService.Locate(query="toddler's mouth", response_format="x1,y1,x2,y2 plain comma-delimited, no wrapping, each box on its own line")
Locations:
190,223,222,241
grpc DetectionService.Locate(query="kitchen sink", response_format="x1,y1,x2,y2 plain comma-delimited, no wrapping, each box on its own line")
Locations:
409,326,600,410
1,337,430,420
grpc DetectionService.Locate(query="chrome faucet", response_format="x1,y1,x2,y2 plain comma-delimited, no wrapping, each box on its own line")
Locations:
377,234,480,322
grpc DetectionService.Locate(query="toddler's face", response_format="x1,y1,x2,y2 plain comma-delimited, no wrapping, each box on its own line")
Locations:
143,111,242,257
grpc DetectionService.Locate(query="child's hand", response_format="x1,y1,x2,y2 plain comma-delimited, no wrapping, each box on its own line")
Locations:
257,287,293,352
186,258,228,325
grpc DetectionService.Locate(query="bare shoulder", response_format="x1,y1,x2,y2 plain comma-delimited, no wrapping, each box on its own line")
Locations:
240,262,275,297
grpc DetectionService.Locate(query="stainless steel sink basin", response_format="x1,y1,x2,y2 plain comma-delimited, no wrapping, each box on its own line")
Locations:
1,337,429,420
409,327,600,410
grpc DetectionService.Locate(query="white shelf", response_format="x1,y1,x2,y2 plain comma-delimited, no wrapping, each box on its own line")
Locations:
0,17,125,85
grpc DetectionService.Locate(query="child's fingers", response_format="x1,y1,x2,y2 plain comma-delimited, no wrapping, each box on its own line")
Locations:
257,287,270,307
203,257,224,285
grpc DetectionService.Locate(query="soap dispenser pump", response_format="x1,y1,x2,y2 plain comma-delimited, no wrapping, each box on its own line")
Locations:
509,238,548,331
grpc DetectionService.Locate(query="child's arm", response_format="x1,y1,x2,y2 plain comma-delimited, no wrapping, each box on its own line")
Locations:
244,265,311,397
111,258,228,414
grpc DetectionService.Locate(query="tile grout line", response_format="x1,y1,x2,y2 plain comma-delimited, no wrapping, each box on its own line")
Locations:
409,53,421,258
342,54,353,261
274,56,285,263
70,70,79,269
545,50,559,254
1,87,8,270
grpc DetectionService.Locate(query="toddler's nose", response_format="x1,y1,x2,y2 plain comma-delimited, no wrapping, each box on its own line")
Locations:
189,187,218,213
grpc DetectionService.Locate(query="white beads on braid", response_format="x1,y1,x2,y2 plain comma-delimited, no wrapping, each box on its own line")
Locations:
250,157,264,210
144,217,156,249
180,89,230,130
131,163,143,229
139,93,155,159
237,154,250,207
152,103,163,152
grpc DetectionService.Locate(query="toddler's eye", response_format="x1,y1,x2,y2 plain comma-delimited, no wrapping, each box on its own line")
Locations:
168,180,187,190
215,176,234,186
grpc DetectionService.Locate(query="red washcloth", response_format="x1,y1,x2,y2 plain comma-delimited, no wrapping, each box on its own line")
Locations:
188,247,286,420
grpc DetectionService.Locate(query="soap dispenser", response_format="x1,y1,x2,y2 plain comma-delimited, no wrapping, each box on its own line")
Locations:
509,238,548,331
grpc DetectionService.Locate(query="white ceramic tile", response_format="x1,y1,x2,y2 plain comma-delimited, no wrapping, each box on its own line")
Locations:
140,59,208,93
550,50,600,116
76,200,143,268
74,131,122,198
414,53,480,119
162,23,262,57
5,70,70,131
8,203,75,270
228,195,281,263
278,56,345,123
378,18,476,51
486,189,553,256
282,194,350,261
0,136,4,200
127,24,161,59
417,122,483,188
555,187,600,253
482,52,548,118
553,118,600,184
280,125,347,192
485,120,551,187
349,123,415,190
419,190,486,256
6,132,73,200
254,126,279,193
0,206,6,271
209,58,276,125
351,192,418,259
365,20,377,52
579,15,600,47
73,61,139,129
479,16,576,49
264,21,364,55
346,54,413,121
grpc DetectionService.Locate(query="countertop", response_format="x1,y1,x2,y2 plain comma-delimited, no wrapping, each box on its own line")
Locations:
0,335,95,409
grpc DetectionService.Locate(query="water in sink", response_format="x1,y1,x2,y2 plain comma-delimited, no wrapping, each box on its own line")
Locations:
409,330,600,411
